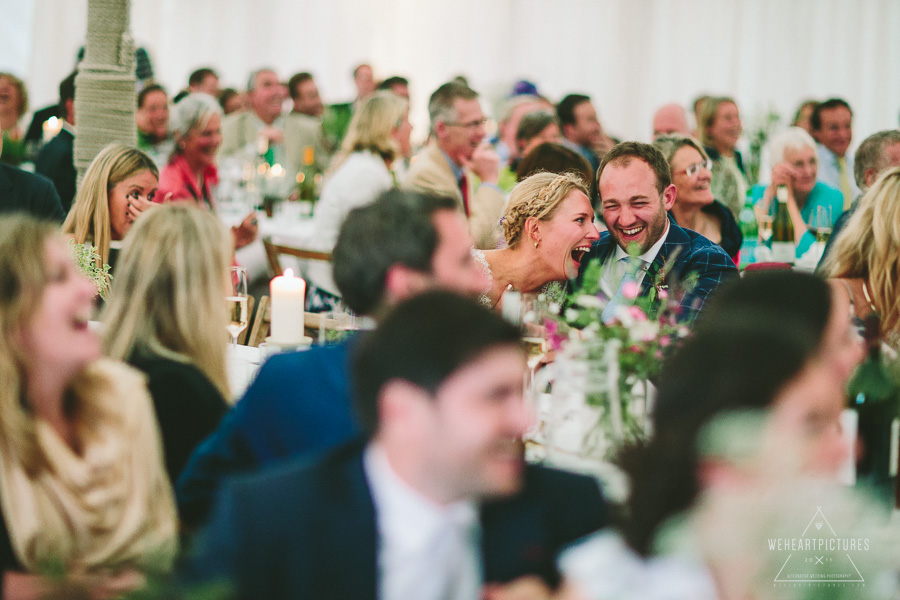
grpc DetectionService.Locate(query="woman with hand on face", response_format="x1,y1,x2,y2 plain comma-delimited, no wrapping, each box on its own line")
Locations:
654,135,742,263
63,143,159,273
752,127,843,260
474,171,600,309
158,93,258,250
0,215,177,600
698,97,747,218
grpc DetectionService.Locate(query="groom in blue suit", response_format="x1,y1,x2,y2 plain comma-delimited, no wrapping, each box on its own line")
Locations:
581,142,736,322
185,292,609,600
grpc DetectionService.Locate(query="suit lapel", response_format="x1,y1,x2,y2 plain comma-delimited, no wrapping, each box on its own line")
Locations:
322,445,379,600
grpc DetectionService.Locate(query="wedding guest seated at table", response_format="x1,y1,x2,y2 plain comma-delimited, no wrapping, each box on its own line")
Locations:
791,99,818,134
559,272,862,600
0,214,177,600
516,141,594,185
219,68,287,162
0,73,28,165
136,84,174,168
811,98,859,209
102,204,231,484
820,129,900,266
475,171,599,309
403,81,505,249
185,291,610,600
34,72,77,213
698,96,747,217
217,88,245,115
653,135,742,263
305,91,411,311
820,166,900,348
176,190,489,528
0,123,64,222
651,103,691,139
751,126,843,261
493,95,542,174
157,93,257,250
62,143,158,272
187,67,220,97
580,142,736,324
498,110,561,192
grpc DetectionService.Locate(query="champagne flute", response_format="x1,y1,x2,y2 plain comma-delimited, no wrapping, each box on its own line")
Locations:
758,215,774,243
813,205,833,244
226,266,249,347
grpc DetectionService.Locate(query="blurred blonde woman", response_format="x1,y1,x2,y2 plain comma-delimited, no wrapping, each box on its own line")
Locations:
698,96,746,217
0,214,177,600
475,171,599,309
820,166,900,348
103,204,231,482
62,142,159,270
305,91,412,310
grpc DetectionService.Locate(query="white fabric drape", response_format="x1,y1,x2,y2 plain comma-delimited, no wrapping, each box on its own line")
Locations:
5,0,899,146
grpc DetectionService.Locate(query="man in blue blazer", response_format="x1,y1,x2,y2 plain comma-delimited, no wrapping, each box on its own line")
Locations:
185,292,609,600
176,190,491,527
581,141,737,322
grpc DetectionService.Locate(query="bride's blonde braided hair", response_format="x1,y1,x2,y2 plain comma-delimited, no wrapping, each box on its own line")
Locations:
501,171,589,248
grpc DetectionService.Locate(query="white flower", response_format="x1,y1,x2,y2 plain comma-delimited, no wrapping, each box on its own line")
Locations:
574,294,605,310
629,320,660,343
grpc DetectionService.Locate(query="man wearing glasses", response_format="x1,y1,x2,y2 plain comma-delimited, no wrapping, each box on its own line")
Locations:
404,82,505,249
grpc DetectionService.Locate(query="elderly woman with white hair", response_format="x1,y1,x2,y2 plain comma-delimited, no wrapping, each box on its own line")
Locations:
157,93,257,248
752,126,844,258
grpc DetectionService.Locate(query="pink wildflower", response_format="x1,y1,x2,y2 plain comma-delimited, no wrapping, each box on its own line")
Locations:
622,280,640,299
628,305,647,321
659,335,671,347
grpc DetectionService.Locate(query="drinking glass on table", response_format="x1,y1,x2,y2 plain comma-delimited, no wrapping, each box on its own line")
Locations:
813,205,833,244
226,266,249,347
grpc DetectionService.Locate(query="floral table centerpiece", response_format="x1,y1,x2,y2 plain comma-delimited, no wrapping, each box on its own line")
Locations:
540,252,693,466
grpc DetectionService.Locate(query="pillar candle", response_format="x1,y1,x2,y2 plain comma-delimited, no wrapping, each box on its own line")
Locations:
270,268,306,344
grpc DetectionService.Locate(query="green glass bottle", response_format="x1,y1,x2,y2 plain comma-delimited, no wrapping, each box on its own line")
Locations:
770,186,795,263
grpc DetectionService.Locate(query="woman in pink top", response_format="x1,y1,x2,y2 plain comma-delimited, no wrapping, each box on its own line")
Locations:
157,93,257,248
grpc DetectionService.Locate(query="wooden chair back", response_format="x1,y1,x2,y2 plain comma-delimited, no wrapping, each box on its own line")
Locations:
247,296,271,347
237,294,255,345
263,237,333,277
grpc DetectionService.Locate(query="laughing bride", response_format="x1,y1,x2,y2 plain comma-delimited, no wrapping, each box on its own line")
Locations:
474,171,599,309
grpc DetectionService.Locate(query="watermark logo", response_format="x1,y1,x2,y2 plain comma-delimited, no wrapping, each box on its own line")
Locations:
768,506,869,587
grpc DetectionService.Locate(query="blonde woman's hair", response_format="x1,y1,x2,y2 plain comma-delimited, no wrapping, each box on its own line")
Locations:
330,91,406,172
102,204,232,398
0,216,66,474
698,96,737,148
62,143,158,267
502,171,588,248
820,166,900,335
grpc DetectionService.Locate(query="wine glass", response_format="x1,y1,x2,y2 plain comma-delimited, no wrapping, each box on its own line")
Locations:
226,266,249,347
813,205,833,244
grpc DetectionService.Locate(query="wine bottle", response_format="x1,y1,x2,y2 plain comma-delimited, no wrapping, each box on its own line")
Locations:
845,315,899,501
297,146,319,202
770,186,795,264
738,190,758,268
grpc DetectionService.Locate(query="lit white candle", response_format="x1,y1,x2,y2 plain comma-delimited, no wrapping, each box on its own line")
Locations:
42,117,62,142
270,268,306,344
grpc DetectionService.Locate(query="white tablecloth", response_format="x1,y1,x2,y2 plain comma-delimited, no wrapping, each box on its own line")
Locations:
227,343,261,401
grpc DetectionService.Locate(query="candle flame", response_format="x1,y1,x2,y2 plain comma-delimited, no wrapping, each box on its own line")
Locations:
284,268,294,278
